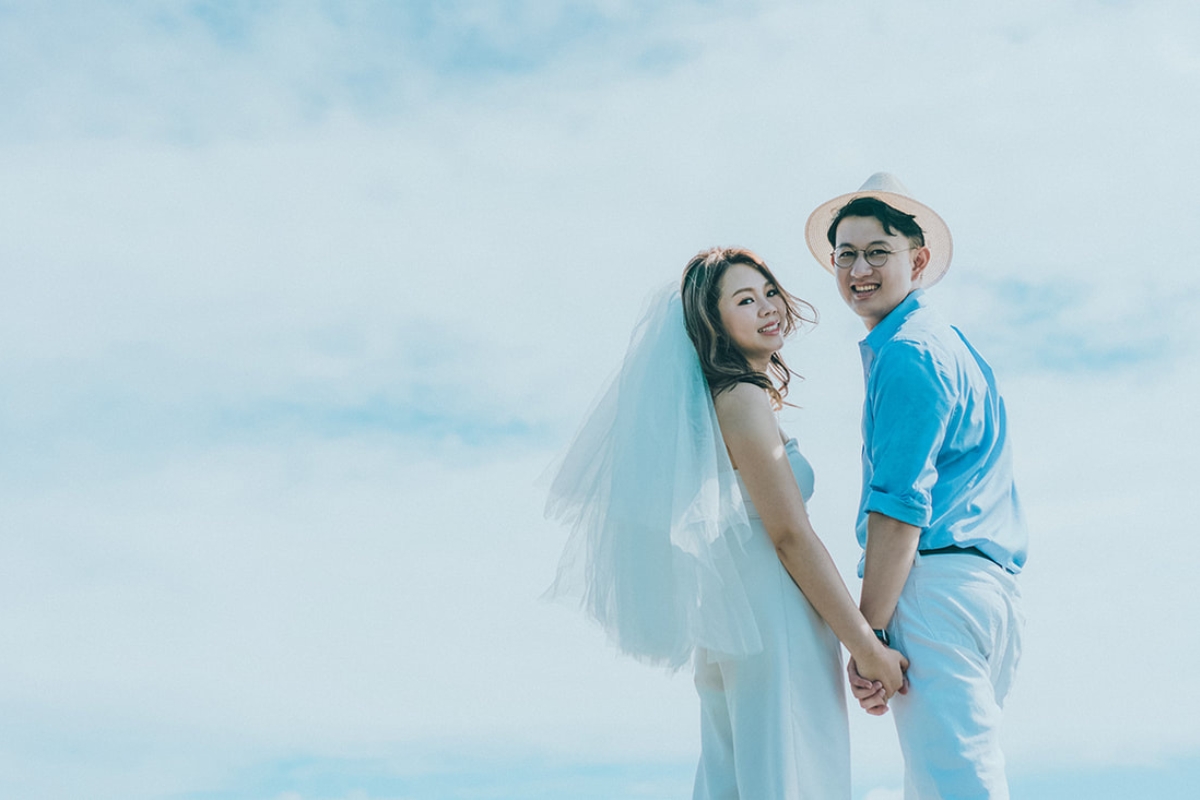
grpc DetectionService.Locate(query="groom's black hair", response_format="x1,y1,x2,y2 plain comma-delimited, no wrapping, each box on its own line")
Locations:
827,196,926,249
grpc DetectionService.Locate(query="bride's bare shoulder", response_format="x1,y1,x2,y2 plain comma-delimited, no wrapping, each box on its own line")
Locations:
713,382,774,434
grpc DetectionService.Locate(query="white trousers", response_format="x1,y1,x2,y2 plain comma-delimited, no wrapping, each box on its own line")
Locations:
692,527,851,799
888,552,1025,800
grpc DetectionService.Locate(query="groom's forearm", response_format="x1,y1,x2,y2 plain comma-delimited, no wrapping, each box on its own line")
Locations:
859,512,922,630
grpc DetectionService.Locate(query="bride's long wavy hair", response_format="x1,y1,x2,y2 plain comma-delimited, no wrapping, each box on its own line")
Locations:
681,247,817,409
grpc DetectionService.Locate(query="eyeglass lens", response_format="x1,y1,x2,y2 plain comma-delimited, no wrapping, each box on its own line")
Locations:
834,248,894,268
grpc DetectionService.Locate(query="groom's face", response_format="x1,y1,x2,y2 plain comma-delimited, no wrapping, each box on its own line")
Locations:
832,215,929,330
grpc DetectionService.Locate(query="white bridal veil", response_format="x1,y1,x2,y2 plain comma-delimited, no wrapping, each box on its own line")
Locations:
544,285,763,670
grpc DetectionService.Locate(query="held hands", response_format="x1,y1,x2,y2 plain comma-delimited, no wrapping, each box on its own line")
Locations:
847,647,909,716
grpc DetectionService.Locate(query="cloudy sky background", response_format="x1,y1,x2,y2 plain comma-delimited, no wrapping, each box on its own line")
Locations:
1,1,1198,798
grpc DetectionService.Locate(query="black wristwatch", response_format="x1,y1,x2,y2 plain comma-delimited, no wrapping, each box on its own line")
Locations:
872,628,890,647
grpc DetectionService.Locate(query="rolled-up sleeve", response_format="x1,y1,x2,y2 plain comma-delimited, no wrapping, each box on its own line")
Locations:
863,340,954,528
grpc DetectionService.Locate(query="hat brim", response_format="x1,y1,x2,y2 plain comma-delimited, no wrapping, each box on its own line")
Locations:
804,189,953,288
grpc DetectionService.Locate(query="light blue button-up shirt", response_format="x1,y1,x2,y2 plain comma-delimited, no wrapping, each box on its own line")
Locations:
856,290,1027,576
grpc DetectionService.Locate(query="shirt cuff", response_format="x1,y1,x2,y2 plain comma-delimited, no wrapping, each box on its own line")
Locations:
863,490,931,529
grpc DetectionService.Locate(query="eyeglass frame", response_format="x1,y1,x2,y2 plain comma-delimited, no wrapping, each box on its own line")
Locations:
831,245,918,270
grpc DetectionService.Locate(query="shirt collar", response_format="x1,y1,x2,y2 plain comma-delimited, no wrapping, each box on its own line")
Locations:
862,289,928,353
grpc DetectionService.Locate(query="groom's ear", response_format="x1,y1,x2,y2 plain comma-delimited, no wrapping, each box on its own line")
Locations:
911,247,930,281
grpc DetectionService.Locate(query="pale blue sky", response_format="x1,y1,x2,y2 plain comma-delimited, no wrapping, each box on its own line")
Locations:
1,1,1198,798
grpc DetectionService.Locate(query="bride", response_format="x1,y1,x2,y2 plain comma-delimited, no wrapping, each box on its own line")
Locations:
546,247,907,798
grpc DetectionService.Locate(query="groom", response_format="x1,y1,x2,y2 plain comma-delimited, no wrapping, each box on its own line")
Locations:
805,174,1028,798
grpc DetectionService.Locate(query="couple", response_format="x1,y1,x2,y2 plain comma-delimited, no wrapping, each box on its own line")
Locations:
546,174,1028,799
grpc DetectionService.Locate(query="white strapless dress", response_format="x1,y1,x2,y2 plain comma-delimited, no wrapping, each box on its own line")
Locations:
692,439,851,799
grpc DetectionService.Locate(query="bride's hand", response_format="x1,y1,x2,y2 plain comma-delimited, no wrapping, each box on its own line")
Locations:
846,656,898,715
850,644,909,700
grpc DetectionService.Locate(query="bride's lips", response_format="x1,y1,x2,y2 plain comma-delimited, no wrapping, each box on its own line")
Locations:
758,320,781,335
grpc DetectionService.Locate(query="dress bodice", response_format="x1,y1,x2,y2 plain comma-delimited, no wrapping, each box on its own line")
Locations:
735,438,814,518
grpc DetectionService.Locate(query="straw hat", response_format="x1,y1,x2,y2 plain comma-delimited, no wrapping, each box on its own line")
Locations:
804,172,953,287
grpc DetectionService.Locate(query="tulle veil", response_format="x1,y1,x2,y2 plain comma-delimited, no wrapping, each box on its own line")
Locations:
544,284,763,670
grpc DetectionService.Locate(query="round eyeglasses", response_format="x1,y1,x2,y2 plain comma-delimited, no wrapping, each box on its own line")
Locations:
833,246,916,270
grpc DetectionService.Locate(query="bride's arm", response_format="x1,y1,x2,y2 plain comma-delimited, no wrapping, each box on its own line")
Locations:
714,382,907,696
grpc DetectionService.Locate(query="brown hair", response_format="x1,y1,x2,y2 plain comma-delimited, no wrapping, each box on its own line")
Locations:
680,247,816,409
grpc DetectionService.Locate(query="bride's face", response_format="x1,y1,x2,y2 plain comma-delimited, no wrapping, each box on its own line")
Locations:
717,263,786,370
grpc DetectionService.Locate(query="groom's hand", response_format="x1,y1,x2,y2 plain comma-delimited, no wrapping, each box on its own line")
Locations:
847,656,895,716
